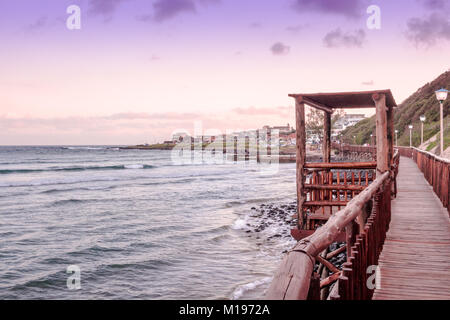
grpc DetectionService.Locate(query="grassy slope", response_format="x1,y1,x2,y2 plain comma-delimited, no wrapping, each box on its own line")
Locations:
341,70,450,151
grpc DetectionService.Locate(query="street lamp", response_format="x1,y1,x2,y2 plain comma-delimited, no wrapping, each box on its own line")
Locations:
395,130,399,146
409,125,413,147
435,88,448,155
420,115,426,146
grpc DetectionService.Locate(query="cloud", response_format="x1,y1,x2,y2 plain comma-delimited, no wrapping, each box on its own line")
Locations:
26,16,48,31
292,0,363,18
89,0,127,17
323,28,365,48
361,80,374,86
153,0,197,22
197,0,220,5
137,0,220,23
103,112,201,120
249,22,262,28
406,13,450,47
418,0,449,10
232,106,291,116
0,105,297,145
286,24,308,33
270,42,290,56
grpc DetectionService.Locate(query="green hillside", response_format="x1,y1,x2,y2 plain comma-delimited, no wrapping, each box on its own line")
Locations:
341,71,450,153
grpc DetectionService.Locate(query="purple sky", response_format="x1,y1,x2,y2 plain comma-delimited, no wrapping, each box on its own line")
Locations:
0,0,449,145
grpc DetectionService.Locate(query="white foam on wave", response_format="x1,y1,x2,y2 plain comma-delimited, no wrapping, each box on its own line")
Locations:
0,176,123,188
65,147,105,150
124,164,144,169
231,277,272,300
231,216,249,230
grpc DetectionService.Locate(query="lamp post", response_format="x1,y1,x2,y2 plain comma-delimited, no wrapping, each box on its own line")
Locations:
395,130,398,146
435,88,448,155
409,125,413,147
420,115,426,146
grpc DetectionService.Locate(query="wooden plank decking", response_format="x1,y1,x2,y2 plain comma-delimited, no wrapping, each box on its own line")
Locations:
373,157,450,300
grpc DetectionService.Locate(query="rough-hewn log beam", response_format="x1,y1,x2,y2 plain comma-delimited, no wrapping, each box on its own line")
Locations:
302,97,333,113
296,98,306,229
324,111,331,163
320,272,342,289
373,93,389,177
305,162,377,169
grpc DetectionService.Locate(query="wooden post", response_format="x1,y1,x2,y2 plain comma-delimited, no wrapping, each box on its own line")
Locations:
296,98,306,229
245,135,249,161
256,130,260,163
234,136,238,162
323,111,331,163
386,106,394,168
373,93,389,177
267,130,272,159
222,134,226,154
386,104,395,196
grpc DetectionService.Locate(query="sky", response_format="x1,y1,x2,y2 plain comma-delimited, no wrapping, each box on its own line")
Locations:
0,0,449,145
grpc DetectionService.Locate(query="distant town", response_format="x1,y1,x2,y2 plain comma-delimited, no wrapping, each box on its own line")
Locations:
124,113,367,150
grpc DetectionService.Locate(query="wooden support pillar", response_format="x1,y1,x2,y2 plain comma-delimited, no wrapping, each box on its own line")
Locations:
268,130,272,158
256,130,260,163
386,106,394,166
234,136,238,162
373,93,389,177
296,98,306,229
222,134,226,154
323,111,332,163
245,136,249,161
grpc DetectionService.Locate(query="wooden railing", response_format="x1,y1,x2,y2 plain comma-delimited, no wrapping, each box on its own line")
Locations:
412,148,450,215
266,169,392,300
396,146,413,158
331,142,376,161
302,162,377,230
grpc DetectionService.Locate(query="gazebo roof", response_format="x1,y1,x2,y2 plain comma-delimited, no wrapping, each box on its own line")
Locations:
289,89,397,113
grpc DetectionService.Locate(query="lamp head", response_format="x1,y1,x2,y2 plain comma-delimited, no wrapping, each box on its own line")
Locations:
395,130,398,133
409,125,413,130
420,115,426,122
435,88,448,102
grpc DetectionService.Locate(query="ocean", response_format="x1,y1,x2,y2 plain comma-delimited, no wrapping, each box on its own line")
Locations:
0,146,297,300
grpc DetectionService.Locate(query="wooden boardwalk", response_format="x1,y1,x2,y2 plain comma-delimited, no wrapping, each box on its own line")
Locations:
373,157,450,300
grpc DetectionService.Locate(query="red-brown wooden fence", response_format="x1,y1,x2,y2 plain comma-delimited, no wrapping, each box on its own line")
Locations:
412,149,450,215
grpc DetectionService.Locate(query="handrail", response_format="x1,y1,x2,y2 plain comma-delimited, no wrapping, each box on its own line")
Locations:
411,147,449,214
305,162,377,169
412,147,450,164
266,171,390,300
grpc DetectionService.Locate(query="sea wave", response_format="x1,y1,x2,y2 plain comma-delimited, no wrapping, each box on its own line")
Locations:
0,176,125,188
0,164,155,175
231,277,272,300
62,147,107,150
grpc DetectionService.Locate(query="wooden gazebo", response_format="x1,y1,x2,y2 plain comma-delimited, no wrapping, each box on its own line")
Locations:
290,90,397,240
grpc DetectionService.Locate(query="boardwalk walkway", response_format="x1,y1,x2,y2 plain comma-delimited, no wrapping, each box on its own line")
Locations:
373,157,450,300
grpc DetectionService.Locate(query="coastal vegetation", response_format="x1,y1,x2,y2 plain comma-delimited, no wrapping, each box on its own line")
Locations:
341,71,450,153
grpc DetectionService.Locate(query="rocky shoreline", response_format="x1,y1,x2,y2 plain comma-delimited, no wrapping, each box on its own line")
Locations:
243,200,347,269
